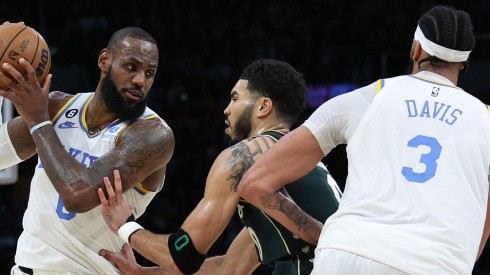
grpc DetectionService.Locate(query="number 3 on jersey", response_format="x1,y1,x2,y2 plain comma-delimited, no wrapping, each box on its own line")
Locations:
402,135,442,183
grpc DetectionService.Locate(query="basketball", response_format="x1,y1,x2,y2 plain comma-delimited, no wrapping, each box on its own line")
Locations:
0,23,51,90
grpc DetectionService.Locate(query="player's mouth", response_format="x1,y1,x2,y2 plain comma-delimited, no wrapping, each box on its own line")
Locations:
125,89,143,101
224,120,231,134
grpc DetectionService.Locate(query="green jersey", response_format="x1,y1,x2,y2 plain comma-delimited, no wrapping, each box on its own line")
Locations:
237,131,341,273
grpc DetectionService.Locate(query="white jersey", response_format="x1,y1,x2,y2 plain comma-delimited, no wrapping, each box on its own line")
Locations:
15,93,164,274
304,71,490,274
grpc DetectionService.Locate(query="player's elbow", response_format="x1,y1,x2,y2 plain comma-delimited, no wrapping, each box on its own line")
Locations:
59,191,96,213
55,178,99,213
62,198,93,213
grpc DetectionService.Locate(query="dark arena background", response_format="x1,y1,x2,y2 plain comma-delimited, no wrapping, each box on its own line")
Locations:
1,0,490,274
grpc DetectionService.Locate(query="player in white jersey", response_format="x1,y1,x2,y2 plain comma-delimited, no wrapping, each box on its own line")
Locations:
237,5,490,275
0,26,174,274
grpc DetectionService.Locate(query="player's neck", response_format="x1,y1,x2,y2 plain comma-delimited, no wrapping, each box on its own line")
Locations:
254,121,290,136
86,96,118,134
415,63,462,86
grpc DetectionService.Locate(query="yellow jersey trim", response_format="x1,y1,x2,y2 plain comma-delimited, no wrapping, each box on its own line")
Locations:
375,79,384,94
133,183,150,195
52,94,81,123
80,94,95,132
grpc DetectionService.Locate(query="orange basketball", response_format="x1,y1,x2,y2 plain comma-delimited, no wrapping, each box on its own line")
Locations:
0,23,51,90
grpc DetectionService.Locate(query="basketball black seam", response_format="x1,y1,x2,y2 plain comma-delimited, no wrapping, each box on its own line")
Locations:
31,32,41,74
0,25,28,62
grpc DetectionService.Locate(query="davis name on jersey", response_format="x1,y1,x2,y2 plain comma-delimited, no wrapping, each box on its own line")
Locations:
405,99,462,125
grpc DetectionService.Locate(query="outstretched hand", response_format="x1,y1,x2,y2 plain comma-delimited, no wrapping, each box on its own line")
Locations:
98,170,133,234
100,244,142,275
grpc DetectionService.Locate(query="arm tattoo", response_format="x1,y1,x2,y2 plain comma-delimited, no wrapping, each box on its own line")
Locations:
259,192,313,233
226,140,260,192
226,136,272,191
118,119,174,177
120,138,162,174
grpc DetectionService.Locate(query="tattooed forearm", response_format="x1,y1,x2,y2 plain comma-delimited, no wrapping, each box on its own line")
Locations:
259,192,314,233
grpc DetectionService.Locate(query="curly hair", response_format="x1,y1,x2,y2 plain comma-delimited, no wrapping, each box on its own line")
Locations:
240,59,306,126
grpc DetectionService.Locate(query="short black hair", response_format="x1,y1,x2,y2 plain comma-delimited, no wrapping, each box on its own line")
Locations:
418,6,475,68
107,27,157,51
240,59,306,126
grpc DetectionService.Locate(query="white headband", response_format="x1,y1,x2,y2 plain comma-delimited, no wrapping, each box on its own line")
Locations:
414,25,471,62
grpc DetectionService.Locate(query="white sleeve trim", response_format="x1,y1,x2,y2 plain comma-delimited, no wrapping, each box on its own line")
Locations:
302,82,377,155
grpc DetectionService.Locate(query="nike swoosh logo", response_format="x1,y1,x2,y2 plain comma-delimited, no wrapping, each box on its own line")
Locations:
58,123,78,129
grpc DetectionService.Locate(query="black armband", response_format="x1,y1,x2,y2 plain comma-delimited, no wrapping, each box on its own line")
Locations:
168,228,206,274
126,214,135,222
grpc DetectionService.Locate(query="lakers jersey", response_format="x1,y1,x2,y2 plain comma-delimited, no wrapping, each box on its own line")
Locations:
15,93,164,274
237,131,341,265
314,72,490,274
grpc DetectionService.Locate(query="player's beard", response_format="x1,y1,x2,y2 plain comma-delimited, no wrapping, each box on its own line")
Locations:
101,68,148,121
229,104,253,144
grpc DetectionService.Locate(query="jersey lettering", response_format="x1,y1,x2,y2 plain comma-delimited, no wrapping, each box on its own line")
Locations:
405,100,462,125
237,204,244,218
56,197,76,220
68,147,98,167
57,148,99,220
247,227,263,261
402,135,442,183
174,234,190,251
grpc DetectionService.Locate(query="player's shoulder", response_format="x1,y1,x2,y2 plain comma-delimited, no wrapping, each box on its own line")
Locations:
126,116,173,137
114,118,175,164
48,91,76,118
238,134,274,152
119,116,175,150
218,135,274,166
353,75,409,102
48,91,75,102
218,138,258,163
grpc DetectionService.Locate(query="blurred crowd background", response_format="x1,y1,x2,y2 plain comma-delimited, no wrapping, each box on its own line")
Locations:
1,0,490,273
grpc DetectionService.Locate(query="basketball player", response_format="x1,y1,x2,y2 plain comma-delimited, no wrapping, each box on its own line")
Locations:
0,26,174,274
97,59,342,274
237,6,490,274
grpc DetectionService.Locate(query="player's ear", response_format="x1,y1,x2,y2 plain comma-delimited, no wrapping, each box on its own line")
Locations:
257,97,272,118
412,41,423,62
98,49,111,71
